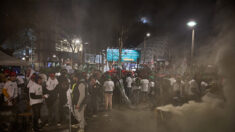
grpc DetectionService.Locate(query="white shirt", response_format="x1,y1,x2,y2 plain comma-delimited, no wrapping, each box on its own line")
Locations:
149,81,155,88
17,76,24,85
169,78,176,86
103,80,115,92
46,77,59,91
29,82,43,105
172,83,180,92
27,80,34,89
3,81,18,105
126,77,133,88
201,81,208,87
187,79,199,95
140,79,149,92
66,88,74,113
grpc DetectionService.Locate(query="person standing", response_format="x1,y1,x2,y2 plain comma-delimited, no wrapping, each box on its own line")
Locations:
103,76,115,111
72,72,88,132
2,72,18,106
45,72,59,126
140,77,149,103
57,69,69,125
126,74,133,98
29,75,44,132
89,77,101,117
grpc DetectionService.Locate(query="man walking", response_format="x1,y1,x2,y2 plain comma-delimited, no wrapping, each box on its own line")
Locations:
72,72,87,132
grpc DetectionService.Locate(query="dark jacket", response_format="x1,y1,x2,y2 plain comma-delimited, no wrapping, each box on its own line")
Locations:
58,75,69,105
72,80,88,107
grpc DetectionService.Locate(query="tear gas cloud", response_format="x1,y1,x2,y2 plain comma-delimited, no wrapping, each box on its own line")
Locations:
156,5,235,132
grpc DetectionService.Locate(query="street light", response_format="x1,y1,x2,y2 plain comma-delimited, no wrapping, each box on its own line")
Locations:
146,33,151,37
187,21,197,27
187,20,197,62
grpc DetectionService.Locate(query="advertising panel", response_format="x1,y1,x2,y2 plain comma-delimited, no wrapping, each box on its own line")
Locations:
107,49,140,62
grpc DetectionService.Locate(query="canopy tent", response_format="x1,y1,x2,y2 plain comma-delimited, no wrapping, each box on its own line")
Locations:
0,51,28,66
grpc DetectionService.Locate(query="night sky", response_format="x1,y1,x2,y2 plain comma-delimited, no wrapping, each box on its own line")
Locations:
0,0,234,52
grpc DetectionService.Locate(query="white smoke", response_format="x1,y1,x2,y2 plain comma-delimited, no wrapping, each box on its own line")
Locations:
155,4,235,132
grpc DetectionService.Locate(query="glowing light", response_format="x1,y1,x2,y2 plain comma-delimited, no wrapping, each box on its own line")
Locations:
187,21,197,27
53,54,56,58
79,44,83,51
22,57,25,60
146,33,151,37
75,39,81,44
141,17,148,24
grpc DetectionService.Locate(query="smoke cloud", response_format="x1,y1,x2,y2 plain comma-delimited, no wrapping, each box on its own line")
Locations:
155,3,235,132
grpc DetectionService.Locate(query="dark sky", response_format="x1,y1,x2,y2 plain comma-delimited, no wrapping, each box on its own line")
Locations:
0,0,231,52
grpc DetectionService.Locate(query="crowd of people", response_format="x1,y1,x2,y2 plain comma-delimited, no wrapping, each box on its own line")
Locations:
0,65,223,132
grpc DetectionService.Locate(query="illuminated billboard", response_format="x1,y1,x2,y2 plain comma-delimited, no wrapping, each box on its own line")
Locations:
107,49,140,62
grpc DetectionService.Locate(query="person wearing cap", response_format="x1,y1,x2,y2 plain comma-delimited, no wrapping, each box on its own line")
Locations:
2,72,18,106
45,72,59,126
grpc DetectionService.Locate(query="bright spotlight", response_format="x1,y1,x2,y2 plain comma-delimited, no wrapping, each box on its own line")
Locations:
146,33,151,37
187,21,197,27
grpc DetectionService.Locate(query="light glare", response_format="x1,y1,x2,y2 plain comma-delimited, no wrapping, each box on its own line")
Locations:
187,21,197,27
146,33,151,37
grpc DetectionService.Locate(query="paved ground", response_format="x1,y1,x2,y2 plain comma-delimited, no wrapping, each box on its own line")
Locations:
42,104,158,132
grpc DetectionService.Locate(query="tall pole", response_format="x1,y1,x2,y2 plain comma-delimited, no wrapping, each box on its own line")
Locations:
143,38,146,64
187,20,196,65
143,33,151,64
191,29,195,60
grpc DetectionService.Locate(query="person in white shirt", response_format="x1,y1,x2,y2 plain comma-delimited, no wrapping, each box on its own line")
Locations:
140,78,149,102
45,72,59,126
125,74,133,98
103,76,115,111
29,75,45,132
186,77,200,101
2,72,18,106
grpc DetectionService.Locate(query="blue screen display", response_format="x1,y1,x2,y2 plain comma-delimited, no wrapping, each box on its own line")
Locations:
107,49,140,62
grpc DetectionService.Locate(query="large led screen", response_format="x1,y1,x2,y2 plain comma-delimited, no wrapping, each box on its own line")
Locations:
107,49,140,62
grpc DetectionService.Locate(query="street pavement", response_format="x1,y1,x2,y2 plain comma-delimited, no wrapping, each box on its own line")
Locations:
42,104,158,132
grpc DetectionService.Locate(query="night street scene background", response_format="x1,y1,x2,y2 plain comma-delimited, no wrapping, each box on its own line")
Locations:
0,0,235,132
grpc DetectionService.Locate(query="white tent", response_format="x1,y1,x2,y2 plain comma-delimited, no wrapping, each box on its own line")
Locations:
0,51,28,66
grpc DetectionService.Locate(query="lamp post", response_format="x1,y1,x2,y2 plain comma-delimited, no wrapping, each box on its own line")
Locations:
143,32,151,64
187,21,197,62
